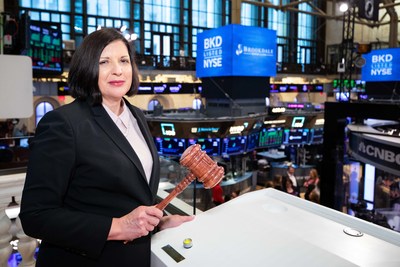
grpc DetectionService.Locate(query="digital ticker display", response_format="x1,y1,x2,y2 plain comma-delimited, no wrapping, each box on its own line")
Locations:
28,21,63,76
258,128,283,148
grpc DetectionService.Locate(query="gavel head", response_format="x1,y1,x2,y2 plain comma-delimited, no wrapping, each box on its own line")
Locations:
180,144,225,189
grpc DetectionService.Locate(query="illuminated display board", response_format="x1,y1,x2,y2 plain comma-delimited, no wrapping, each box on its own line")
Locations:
196,24,277,77
221,136,247,155
282,128,310,145
258,128,283,148
28,21,63,76
137,83,202,94
154,137,186,156
160,123,176,136
332,79,365,92
246,131,260,151
187,138,221,156
310,128,324,144
361,48,400,82
269,84,324,93
291,117,306,128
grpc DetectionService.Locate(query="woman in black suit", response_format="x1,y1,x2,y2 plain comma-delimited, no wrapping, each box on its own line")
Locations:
20,28,193,267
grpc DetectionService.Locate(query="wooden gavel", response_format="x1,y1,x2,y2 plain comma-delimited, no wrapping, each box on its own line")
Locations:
156,144,225,210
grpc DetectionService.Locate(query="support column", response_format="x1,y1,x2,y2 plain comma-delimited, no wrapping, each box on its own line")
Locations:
231,0,242,24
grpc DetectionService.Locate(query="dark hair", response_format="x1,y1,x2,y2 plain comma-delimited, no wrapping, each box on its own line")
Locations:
68,28,140,105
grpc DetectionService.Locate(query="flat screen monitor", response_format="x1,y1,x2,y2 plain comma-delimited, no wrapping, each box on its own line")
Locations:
27,20,63,77
187,138,221,156
335,92,350,102
221,136,247,155
310,128,324,144
19,138,29,148
258,127,283,148
154,137,186,156
282,128,310,145
246,131,260,151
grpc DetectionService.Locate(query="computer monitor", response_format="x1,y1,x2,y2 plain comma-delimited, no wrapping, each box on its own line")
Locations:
154,137,186,156
282,128,311,145
246,131,260,151
258,127,283,148
221,136,247,156
187,138,221,156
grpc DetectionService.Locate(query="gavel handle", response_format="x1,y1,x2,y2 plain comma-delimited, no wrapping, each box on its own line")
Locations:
156,172,196,211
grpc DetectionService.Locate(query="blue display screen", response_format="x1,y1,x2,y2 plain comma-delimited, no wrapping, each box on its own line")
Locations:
196,24,277,77
282,128,310,145
361,48,400,82
187,138,221,156
154,137,186,156
258,128,283,148
221,136,247,155
246,131,260,151
28,21,63,76
310,128,324,144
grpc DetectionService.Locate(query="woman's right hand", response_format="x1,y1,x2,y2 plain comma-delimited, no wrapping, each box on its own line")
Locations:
107,206,163,242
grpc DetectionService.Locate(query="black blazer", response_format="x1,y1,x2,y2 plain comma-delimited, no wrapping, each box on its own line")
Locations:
20,98,160,267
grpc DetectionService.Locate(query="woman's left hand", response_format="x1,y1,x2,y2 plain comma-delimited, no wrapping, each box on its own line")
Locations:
158,215,195,231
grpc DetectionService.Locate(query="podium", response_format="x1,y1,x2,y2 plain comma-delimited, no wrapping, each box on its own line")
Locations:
151,188,400,267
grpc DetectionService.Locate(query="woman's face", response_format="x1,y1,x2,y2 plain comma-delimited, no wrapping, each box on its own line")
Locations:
98,40,132,104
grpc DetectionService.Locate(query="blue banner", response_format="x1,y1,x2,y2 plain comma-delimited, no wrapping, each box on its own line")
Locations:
196,24,277,78
361,48,400,82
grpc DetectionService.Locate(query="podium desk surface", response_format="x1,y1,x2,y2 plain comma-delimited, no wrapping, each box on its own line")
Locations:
151,188,400,267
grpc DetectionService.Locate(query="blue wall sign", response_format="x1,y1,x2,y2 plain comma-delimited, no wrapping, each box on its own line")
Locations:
196,24,277,78
361,48,400,82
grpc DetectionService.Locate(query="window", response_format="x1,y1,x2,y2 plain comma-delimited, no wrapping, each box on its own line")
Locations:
192,0,223,28
35,101,54,125
267,0,289,36
241,3,262,26
148,99,160,111
192,98,202,110
297,2,316,67
87,0,130,18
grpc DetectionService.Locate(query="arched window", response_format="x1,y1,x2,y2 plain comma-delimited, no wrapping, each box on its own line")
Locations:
35,101,54,125
192,98,202,110
148,98,160,111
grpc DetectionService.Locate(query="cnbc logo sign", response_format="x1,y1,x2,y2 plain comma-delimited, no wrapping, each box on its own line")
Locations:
203,35,223,68
349,132,400,175
358,141,400,165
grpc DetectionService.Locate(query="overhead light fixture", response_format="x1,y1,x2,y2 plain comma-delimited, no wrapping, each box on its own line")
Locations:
339,2,349,12
130,33,138,41
120,25,127,32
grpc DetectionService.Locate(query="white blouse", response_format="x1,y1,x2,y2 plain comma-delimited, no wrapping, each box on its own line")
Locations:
103,101,153,183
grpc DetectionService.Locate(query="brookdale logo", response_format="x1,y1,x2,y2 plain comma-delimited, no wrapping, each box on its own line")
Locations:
235,43,274,57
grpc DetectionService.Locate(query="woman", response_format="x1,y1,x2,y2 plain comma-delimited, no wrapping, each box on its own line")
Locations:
20,28,193,267
304,168,320,201
285,178,299,197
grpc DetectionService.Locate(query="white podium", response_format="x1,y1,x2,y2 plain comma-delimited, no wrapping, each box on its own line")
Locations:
151,188,400,267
